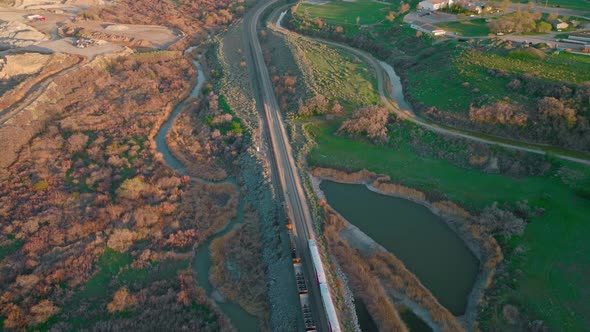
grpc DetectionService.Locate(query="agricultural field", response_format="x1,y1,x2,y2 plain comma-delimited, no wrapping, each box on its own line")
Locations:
462,49,590,84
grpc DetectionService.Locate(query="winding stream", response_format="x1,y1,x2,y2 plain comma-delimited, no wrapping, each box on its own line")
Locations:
154,52,259,331
378,60,413,113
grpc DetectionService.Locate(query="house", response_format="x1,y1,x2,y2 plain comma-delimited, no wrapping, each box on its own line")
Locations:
552,19,569,30
418,0,453,11
454,0,490,14
411,22,447,36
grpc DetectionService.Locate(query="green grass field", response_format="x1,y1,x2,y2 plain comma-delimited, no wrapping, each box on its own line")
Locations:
307,121,590,330
294,35,590,330
435,18,491,36
461,49,590,84
297,0,392,26
405,44,590,114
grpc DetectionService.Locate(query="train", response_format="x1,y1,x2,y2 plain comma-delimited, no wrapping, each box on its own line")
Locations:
308,240,341,332
286,220,342,332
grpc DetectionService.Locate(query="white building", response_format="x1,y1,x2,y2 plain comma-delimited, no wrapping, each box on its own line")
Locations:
411,22,447,36
418,0,453,11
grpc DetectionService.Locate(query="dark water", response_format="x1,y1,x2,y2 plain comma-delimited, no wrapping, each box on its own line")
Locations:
154,59,205,174
399,306,433,332
379,60,413,112
321,181,479,315
354,297,379,332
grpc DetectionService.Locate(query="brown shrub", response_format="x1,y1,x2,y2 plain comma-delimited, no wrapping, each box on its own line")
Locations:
469,101,528,127
338,105,391,143
107,287,137,313
209,207,269,320
107,229,139,253
29,300,59,325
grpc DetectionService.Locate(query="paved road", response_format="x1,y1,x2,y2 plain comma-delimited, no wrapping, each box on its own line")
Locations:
271,15,590,167
242,1,331,331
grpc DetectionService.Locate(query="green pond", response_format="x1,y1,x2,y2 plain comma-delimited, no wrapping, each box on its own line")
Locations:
321,181,479,315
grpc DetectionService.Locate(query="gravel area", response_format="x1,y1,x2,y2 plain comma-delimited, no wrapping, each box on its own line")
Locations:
218,23,301,331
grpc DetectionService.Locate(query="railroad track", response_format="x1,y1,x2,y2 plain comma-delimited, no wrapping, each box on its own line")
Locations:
242,1,335,331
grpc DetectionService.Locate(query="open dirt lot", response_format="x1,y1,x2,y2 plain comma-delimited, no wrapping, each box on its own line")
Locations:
22,37,127,57
0,52,51,77
16,0,110,10
62,21,180,49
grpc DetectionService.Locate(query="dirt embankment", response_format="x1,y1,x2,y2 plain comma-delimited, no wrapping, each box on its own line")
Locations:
215,22,302,330
311,167,503,330
0,21,47,49
323,202,464,332
0,53,81,111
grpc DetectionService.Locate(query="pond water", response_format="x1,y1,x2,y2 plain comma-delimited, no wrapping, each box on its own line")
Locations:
354,297,379,332
321,181,479,315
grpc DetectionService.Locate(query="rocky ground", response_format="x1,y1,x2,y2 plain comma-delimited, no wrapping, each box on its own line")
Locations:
215,22,302,331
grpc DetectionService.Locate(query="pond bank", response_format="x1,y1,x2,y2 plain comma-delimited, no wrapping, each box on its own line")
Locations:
310,167,503,330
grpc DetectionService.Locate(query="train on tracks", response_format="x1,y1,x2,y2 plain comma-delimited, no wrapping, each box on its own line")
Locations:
287,223,342,332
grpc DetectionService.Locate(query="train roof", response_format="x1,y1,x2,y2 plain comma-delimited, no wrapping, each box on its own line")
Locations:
308,240,327,284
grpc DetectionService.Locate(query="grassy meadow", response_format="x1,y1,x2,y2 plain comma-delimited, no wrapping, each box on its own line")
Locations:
512,0,590,12
294,37,381,109
296,0,391,26
435,18,491,36
405,45,590,114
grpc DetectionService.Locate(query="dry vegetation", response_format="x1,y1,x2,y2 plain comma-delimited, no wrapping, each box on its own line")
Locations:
210,206,270,321
98,0,245,49
167,101,229,181
338,105,392,143
322,202,409,332
0,0,268,328
0,50,241,330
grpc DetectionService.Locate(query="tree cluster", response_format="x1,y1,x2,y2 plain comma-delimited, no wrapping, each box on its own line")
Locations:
469,101,529,126
298,94,343,117
476,202,527,239
338,105,391,143
488,10,547,34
